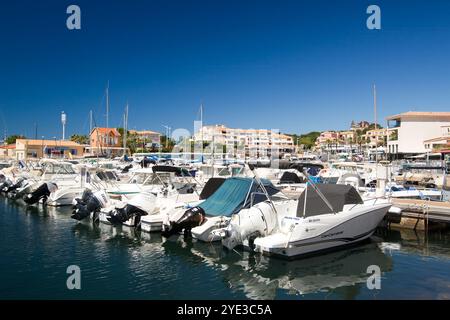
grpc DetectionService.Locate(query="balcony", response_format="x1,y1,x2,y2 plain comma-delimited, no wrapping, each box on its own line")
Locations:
387,119,401,129
388,129,398,141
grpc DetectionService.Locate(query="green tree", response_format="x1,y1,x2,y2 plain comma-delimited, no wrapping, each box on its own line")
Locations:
6,134,25,144
287,131,321,150
159,135,175,153
70,134,89,144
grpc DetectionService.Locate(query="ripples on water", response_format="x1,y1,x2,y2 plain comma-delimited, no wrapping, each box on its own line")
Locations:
1,196,450,299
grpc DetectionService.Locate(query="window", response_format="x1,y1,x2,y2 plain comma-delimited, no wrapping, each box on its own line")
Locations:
388,120,401,128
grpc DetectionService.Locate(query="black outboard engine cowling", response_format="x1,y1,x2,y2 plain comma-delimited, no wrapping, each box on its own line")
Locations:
0,179,12,193
162,206,205,237
121,164,133,173
23,182,56,205
4,177,25,193
106,204,148,225
71,189,103,221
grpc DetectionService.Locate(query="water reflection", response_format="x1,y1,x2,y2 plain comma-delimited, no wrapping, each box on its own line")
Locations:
2,194,450,300
66,219,450,299
161,237,393,299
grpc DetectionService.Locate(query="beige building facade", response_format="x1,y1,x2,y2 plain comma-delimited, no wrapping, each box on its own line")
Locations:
15,139,85,160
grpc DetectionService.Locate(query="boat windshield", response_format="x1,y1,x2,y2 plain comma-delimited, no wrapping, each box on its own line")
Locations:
128,172,171,185
42,163,76,174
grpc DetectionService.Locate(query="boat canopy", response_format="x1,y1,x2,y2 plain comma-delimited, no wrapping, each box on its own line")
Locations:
151,165,191,176
289,162,324,175
296,184,363,217
279,171,303,184
199,177,279,217
199,177,226,200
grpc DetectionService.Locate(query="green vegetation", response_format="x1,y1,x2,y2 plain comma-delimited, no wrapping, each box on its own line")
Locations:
70,134,89,145
389,130,398,141
361,123,382,135
288,132,321,150
6,134,25,145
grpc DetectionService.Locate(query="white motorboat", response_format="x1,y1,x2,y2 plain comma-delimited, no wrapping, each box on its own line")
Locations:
362,182,443,201
161,176,283,242
140,177,226,232
249,184,391,259
47,168,123,206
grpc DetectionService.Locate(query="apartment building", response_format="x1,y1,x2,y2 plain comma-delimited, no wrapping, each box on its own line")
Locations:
423,125,450,153
386,111,450,157
315,131,340,147
194,125,294,157
363,128,388,147
339,130,356,143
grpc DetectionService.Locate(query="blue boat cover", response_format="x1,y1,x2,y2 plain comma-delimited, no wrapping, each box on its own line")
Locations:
199,177,279,217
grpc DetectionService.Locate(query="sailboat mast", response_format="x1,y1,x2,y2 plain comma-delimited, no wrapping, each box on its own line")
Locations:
106,81,109,128
200,102,203,159
123,103,128,156
89,110,93,134
373,84,378,163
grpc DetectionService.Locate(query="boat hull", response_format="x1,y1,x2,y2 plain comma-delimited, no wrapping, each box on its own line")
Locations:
254,204,390,259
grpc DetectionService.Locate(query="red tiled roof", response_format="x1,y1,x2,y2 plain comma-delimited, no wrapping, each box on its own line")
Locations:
91,127,121,136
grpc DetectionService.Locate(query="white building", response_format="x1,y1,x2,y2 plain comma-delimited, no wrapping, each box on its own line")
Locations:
194,124,294,158
423,125,450,153
386,111,450,156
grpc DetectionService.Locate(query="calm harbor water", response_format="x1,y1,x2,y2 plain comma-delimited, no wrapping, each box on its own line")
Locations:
1,196,450,300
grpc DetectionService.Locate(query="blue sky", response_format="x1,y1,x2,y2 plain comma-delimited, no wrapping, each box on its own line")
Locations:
1,0,450,139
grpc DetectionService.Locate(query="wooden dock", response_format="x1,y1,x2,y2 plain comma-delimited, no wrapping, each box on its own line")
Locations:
384,198,450,231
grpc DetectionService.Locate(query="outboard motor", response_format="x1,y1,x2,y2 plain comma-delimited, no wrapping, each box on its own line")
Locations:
0,179,13,193
4,177,25,193
107,204,148,225
162,206,206,237
221,202,277,251
0,175,12,193
106,191,156,226
121,164,133,173
71,189,109,221
23,182,58,205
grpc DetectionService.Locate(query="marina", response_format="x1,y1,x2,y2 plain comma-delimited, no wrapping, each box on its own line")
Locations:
2,0,450,303
1,154,450,299
1,195,450,300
